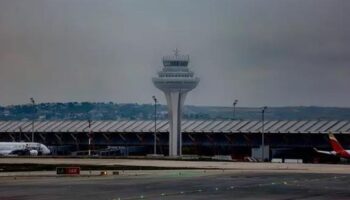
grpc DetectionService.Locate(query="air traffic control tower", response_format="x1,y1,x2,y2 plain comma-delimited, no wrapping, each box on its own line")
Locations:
153,50,199,156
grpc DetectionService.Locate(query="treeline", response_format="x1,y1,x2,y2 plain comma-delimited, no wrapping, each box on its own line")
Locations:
1,102,350,121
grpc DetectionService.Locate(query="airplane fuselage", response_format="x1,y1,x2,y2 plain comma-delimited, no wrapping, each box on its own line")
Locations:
0,142,50,156
334,150,350,158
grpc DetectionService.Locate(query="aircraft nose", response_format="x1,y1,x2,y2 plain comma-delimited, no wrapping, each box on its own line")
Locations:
44,148,51,154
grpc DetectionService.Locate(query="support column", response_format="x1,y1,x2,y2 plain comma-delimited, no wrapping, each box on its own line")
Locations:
165,91,187,156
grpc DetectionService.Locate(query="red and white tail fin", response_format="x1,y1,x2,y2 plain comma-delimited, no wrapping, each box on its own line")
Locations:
329,133,345,153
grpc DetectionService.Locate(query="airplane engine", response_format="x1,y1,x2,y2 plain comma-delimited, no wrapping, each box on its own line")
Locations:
29,150,38,156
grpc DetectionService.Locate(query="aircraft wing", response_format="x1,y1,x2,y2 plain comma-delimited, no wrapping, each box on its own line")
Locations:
0,149,30,156
0,150,13,156
313,148,333,155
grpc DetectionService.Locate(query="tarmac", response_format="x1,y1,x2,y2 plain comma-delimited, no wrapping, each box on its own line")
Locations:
1,158,350,199
1,157,350,173
1,170,350,200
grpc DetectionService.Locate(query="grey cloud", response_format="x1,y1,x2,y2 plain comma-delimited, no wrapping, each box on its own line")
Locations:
0,0,350,107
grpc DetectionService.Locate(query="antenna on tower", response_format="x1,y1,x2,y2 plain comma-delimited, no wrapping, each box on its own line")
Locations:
173,48,179,58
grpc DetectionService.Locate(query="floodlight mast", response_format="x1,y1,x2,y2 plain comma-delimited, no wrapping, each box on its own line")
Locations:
152,96,157,155
261,106,268,161
88,119,92,156
152,50,199,156
233,99,238,120
30,98,35,142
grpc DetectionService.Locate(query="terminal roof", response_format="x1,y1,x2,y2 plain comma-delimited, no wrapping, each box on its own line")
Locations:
0,120,349,134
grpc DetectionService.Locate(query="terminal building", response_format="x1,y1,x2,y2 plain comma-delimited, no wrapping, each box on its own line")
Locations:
0,120,349,162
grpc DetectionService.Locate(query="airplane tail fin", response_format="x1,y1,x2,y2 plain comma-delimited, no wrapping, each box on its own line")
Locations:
329,133,345,153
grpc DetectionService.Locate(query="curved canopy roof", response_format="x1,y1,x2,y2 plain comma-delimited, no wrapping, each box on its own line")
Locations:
0,120,349,134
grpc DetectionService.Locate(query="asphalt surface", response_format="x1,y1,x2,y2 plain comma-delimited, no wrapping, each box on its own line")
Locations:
1,158,350,173
1,170,350,200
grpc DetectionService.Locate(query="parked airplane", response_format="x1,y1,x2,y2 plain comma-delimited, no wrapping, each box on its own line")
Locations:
314,133,350,159
0,142,50,156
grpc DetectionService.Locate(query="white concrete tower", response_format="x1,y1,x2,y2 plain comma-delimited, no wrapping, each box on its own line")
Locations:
153,50,199,156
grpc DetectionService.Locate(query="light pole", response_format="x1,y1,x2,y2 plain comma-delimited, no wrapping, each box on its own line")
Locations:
152,96,157,155
261,106,267,162
233,99,238,120
19,126,22,142
88,119,92,156
30,98,35,142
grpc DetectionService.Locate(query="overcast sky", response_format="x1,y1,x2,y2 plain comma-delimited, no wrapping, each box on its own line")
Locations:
0,0,349,107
